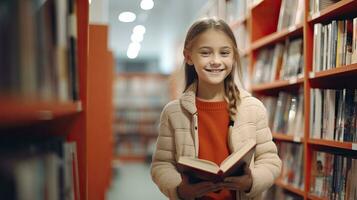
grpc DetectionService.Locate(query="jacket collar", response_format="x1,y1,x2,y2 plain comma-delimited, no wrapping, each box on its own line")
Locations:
179,81,251,115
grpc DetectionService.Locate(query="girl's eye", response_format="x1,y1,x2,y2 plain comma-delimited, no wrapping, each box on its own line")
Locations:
200,52,211,56
221,51,231,56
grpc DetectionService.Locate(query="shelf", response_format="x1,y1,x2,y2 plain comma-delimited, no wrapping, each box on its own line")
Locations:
251,24,303,51
308,139,357,151
115,118,158,124
307,193,328,200
272,133,304,143
309,63,357,89
308,0,357,24
251,77,304,95
0,99,82,126
275,179,305,197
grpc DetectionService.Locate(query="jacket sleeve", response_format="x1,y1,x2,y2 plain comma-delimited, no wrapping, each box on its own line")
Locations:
150,106,182,200
245,102,282,198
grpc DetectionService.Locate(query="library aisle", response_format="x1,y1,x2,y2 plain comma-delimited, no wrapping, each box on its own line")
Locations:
1,0,357,200
106,162,166,200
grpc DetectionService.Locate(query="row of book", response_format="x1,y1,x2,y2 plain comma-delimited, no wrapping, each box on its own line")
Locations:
310,89,357,142
253,38,304,84
0,137,78,200
115,108,161,123
0,0,79,101
260,90,304,137
114,122,158,136
312,18,357,72
277,0,304,31
310,151,357,200
277,142,304,190
309,0,340,16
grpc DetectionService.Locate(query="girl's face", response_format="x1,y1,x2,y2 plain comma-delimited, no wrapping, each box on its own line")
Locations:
185,29,234,87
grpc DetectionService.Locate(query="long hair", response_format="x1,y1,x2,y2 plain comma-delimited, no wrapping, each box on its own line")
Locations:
183,17,242,119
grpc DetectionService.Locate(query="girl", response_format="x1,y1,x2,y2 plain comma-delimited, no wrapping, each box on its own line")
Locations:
151,17,281,200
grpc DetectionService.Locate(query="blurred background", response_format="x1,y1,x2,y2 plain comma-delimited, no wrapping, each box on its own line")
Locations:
2,0,357,199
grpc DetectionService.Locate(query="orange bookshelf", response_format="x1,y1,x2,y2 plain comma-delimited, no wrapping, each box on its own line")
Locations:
308,138,357,151
273,133,304,143
0,99,81,126
308,0,357,23
225,0,357,199
251,77,304,94
251,24,303,51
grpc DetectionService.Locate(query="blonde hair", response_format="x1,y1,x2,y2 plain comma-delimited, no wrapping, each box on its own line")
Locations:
183,17,242,120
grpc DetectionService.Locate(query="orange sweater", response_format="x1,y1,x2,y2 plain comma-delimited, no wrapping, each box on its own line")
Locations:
196,98,235,200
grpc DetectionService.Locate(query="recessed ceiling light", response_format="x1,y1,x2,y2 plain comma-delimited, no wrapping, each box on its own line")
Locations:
118,12,136,22
140,0,154,10
127,42,141,59
133,25,146,35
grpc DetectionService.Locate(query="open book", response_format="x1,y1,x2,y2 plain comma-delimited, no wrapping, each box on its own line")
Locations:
177,139,256,183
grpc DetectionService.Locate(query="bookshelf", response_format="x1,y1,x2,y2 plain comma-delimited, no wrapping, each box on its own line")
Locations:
113,73,172,161
223,0,357,199
0,0,113,199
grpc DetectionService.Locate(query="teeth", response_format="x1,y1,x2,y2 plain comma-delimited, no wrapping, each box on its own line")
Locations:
206,69,223,72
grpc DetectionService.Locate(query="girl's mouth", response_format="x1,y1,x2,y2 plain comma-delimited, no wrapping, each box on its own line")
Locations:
204,69,224,72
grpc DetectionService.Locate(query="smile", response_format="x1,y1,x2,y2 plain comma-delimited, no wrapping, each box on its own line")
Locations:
204,69,224,72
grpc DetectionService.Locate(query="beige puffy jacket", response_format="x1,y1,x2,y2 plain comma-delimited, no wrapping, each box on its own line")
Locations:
151,82,282,200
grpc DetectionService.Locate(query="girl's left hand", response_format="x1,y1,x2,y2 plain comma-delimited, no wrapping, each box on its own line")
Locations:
219,163,253,192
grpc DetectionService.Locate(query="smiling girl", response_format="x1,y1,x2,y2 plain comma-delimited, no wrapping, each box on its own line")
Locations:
151,17,281,200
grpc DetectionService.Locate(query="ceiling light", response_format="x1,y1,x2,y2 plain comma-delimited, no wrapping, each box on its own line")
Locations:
133,25,146,35
140,0,154,10
89,0,91,4
118,12,136,23
127,42,141,59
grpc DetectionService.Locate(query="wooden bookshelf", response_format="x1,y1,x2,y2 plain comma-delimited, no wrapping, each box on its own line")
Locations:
309,64,357,88
273,133,304,143
308,138,357,151
275,179,305,197
0,0,93,199
0,99,81,126
251,24,303,51
308,0,357,23
226,0,357,199
251,77,304,94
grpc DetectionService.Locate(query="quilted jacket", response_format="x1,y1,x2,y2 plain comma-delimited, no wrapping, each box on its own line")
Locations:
151,82,282,200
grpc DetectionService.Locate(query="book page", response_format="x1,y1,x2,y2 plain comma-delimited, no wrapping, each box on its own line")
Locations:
220,139,255,172
178,157,219,174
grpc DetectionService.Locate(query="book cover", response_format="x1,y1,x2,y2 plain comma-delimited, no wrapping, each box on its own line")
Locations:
177,139,256,183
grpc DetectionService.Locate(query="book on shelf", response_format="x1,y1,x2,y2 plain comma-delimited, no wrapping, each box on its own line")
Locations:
177,139,256,183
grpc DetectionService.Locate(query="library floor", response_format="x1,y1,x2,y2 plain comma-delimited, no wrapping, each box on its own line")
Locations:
106,162,167,200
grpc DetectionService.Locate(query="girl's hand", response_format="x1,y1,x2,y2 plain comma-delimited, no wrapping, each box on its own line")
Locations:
177,174,222,200
220,164,253,192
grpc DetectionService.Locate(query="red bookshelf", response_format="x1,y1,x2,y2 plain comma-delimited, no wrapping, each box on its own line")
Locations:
308,0,357,23
273,133,304,143
0,99,81,126
251,24,303,51
230,0,357,199
251,77,304,95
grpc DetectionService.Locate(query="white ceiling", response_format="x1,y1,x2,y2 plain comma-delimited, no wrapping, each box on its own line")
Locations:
106,0,207,73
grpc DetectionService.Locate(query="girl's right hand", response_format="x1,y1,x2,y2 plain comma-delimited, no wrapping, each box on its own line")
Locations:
177,174,222,200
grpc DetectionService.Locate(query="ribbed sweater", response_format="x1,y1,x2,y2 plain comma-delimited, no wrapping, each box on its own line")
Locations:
196,98,234,200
